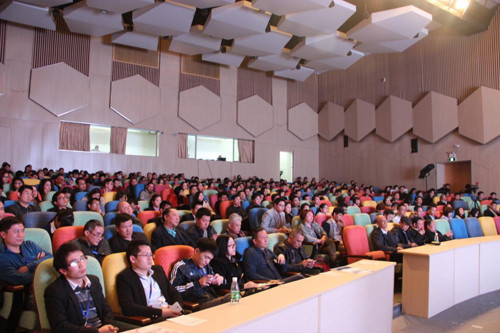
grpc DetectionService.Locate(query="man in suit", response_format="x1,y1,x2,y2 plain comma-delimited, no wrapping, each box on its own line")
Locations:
108,213,148,253
483,202,499,217
116,240,182,320
260,197,290,234
186,208,217,245
44,242,118,333
391,216,418,248
151,208,193,251
424,219,453,243
371,215,403,262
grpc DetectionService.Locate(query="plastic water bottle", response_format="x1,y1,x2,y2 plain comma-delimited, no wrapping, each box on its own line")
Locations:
230,277,240,304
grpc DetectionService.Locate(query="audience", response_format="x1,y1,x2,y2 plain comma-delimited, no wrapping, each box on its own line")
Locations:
6,185,40,219
75,219,112,263
109,213,148,253
260,197,291,234
151,208,192,251
223,213,246,239
274,228,320,276
186,208,217,245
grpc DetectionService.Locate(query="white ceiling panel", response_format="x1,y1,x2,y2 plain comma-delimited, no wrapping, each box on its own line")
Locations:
290,33,355,60
347,5,432,44
111,31,158,51
306,49,364,70
252,0,331,15
133,1,195,37
247,54,300,72
64,1,123,36
169,27,222,55
274,66,315,81
355,29,428,54
0,1,56,30
18,0,71,7
202,51,245,67
87,0,153,14
231,28,291,57
277,0,356,37
203,1,270,39
173,0,235,9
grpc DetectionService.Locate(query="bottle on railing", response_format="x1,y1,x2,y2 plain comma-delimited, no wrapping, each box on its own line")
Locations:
230,277,240,304
433,230,440,245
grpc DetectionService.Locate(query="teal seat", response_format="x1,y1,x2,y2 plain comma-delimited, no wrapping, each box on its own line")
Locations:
39,201,54,212
137,200,149,211
364,224,377,251
73,211,104,226
267,233,286,252
435,219,451,235
210,219,228,234
353,213,371,227
346,206,361,215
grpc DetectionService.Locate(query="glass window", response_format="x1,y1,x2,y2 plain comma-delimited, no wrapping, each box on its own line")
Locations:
196,135,234,161
89,125,111,153
126,129,158,157
187,135,196,159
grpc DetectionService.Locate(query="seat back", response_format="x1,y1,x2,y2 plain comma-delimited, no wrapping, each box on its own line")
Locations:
480,204,488,215
178,220,195,232
210,219,228,234
45,191,57,202
353,213,371,227
435,219,451,235
72,199,88,211
102,253,128,313
154,185,170,195
177,210,191,218
160,188,171,201
4,200,17,208
343,225,371,260
361,200,377,208
154,245,194,278
360,206,374,214
314,215,330,227
203,189,218,197
74,191,87,202
370,213,378,223
73,211,104,226
343,214,354,226
52,226,84,253
346,206,361,215
479,216,498,236
137,211,161,225
104,200,120,213
39,201,54,212
134,183,146,201
364,224,377,251
219,201,232,219
452,200,468,210
450,218,468,239
267,233,286,252
24,228,52,255
465,217,483,238
494,217,500,235
23,211,56,229
143,223,157,243
103,212,117,226
138,200,149,211
102,192,116,203
235,236,252,259
103,224,143,241
248,208,267,231
209,194,218,210
291,215,301,229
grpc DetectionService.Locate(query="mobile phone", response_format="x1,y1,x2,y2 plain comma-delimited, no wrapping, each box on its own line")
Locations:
171,302,182,312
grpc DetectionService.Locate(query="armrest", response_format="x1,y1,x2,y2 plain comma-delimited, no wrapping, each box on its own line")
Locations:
5,285,24,292
183,301,199,312
114,313,152,326
215,288,230,296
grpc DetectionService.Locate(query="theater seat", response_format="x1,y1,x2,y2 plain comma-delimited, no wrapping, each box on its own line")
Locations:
154,245,194,278
248,208,267,231
343,214,354,226
73,211,104,226
137,211,160,226
494,217,500,235
210,219,228,234
219,201,232,219
450,218,468,239
343,225,386,264
235,236,252,259
23,211,56,229
52,226,84,253
143,223,156,243
346,206,361,215
435,219,451,236
353,213,371,227
464,217,483,238
478,217,498,236
267,233,286,252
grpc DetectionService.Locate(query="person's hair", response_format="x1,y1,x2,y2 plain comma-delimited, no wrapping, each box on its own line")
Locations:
289,228,305,238
148,194,161,208
424,219,433,229
53,241,82,271
195,238,218,257
0,216,24,232
86,188,101,200
332,207,343,215
215,234,231,258
195,207,211,220
125,239,151,265
383,209,394,216
251,227,266,240
217,191,228,199
159,200,172,210
18,184,32,195
273,196,286,206
39,179,53,195
53,209,74,227
191,200,203,210
400,216,411,225
83,219,103,232
318,203,328,211
300,208,314,221
114,213,133,227
469,207,479,217
228,213,242,225
51,191,65,205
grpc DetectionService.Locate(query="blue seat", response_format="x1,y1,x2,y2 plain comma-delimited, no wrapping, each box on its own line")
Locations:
370,213,378,223
103,224,143,241
134,183,146,200
372,196,384,203
73,200,88,211
23,212,57,229
104,212,117,226
450,218,468,239
248,208,267,231
74,191,88,201
105,200,120,213
178,220,195,232
242,200,250,210
4,200,16,208
452,200,468,210
464,217,483,238
235,236,252,261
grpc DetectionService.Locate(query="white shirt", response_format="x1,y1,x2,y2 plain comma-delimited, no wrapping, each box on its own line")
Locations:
136,269,168,309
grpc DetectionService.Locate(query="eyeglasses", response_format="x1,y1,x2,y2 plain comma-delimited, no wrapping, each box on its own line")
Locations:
68,255,87,268
90,232,103,239
137,253,154,258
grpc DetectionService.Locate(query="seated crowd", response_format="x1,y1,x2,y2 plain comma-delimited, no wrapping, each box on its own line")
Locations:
0,162,498,332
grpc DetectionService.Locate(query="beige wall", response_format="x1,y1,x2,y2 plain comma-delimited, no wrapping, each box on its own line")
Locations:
0,23,319,181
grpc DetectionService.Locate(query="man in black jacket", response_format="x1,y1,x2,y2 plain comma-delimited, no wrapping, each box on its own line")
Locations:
371,215,403,262
116,240,182,320
151,208,193,251
274,228,319,275
44,242,117,333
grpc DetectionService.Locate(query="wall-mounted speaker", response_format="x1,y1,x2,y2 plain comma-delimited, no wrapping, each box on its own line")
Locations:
344,135,348,148
411,138,418,153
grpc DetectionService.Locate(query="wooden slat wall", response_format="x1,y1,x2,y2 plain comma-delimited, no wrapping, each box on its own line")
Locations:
0,20,5,64
179,55,220,96
32,16,90,76
112,45,160,86
112,61,160,86
319,9,500,107
287,74,319,111
237,67,272,104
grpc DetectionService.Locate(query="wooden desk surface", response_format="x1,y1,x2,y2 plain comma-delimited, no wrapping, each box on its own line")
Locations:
124,260,395,333
399,235,500,256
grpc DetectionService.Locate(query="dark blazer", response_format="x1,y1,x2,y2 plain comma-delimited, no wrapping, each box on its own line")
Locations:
151,225,193,251
371,227,399,252
391,226,414,248
186,224,216,246
483,208,498,218
116,266,183,319
44,274,114,333
408,228,426,246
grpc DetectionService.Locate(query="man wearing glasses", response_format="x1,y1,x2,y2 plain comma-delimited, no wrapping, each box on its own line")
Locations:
76,220,111,264
116,240,183,320
45,242,118,333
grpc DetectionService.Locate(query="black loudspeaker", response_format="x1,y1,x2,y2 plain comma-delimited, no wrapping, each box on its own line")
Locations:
411,138,418,153
418,164,435,179
344,135,348,148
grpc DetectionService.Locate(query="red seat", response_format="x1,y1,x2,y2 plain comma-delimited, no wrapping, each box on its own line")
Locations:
52,226,84,253
343,225,386,264
319,200,332,207
154,245,194,278
314,214,330,227
343,214,354,226
219,200,232,219
494,217,500,235
8,192,18,200
160,188,171,201
360,206,374,214
154,184,170,195
209,194,218,210
137,211,161,225
359,196,372,202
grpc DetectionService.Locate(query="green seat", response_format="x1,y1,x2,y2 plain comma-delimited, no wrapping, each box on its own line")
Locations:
267,233,286,252
73,211,104,226
291,216,301,229
45,191,57,202
364,224,377,251
138,200,149,211
203,189,218,196
210,219,228,234
435,219,451,235
39,201,54,212
177,210,191,218
353,213,371,227
346,206,361,216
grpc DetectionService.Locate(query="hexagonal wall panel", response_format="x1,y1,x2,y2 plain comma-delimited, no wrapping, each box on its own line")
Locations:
413,91,457,143
110,75,160,124
288,102,318,140
458,86,500,144
375,95,412,142
179,85,221,130
318,102,344,141
344,99,375,141
29,62,89,116
237,95,273,137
